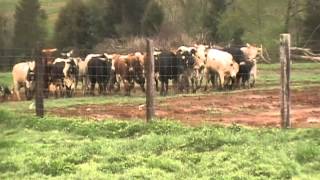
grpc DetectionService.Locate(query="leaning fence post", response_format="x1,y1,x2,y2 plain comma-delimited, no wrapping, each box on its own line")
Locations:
280,34,291,128
145,39,155,122
35,44,44,117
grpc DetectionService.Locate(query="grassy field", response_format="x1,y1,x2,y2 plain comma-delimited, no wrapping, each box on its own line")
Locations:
1,63,320,179
1,107,320,179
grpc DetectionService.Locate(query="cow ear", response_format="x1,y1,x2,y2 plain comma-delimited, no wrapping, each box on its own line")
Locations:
246,43,251,47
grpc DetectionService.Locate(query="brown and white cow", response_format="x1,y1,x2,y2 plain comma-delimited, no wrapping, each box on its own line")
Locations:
12,61,36,100
112,53,145,96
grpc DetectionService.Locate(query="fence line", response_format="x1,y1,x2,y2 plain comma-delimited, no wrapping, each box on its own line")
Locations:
0,37,320,128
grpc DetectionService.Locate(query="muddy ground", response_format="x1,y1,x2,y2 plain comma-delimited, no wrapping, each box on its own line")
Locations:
49,87,320,128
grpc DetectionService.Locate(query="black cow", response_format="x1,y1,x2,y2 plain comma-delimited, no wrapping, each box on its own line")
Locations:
87,57,114,95
223,47,254,89
156,50,193,96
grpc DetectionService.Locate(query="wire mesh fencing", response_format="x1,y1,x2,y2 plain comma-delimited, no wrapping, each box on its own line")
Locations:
0,36,320,128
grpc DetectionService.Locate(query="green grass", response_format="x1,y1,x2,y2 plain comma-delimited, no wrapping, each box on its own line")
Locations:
0,72,12,87
1,62,320,179
0,109,320,179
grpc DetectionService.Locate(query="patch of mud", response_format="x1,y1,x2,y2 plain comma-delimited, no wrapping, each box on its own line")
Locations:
49,88,320,128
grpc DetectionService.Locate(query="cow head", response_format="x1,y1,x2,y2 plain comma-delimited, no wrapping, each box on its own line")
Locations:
65,59,78,78
26,61,36,87
176,49,195,70
240,43,262,61
194,45,208,69
230,60,239,78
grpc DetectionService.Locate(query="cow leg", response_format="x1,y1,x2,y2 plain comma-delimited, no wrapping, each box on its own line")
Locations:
165,79,169,96
204,70,211,91
191,76,196,93
90,78,96,96
218,71,225,90
154,72,159,91
25,86,32,100
123,80,130,96
13,81,21,101
115,74,121,92
98,83,103,95
160,80,165,96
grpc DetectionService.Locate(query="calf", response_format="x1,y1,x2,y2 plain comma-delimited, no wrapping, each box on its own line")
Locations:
12,61,36,100
0,85,12,101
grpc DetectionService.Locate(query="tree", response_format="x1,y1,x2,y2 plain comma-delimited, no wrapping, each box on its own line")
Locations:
103,0,164,37
13,0,47,50
141,1,164,36
54,0,95,49
0,14,11,71
0,14,10,49
203,0,228,42
303,0,320,49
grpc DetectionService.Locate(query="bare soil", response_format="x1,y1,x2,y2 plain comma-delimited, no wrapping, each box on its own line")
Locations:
49,87,320,128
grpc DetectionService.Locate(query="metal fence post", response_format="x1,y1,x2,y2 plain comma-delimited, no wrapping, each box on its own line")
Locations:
280,34,291,128
35,44,44,117
145,39,155,122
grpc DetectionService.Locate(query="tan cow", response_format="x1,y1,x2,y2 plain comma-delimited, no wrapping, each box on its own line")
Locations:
12,61,36,100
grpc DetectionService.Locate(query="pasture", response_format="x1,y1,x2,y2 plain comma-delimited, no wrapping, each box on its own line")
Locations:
1,62,320,179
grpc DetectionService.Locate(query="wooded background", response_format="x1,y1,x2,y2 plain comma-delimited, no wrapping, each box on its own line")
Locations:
0,0,320,60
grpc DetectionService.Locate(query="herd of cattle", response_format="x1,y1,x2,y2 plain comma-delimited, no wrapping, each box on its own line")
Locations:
3,43,261,101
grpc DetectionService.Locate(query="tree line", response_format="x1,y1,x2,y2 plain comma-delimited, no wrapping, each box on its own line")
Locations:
1,0,320,57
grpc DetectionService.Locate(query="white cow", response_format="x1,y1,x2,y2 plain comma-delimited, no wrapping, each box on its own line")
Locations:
12,61,36,100
195,46,239,90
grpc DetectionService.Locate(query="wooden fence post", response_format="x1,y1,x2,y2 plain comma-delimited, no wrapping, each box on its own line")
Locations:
145,39,155,122
35,44,44,117
280,34,291,128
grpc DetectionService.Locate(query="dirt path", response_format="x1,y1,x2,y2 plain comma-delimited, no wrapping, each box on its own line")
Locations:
50,88,320,128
